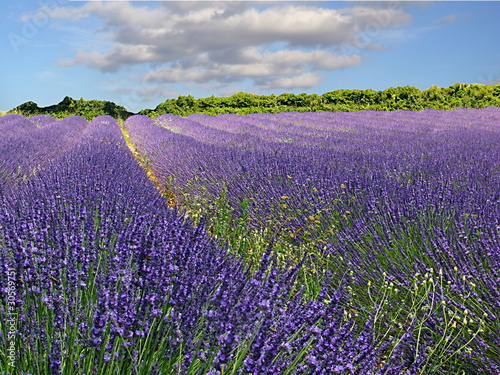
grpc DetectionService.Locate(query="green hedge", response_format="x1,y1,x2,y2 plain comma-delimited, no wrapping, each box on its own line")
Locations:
9,83,500,119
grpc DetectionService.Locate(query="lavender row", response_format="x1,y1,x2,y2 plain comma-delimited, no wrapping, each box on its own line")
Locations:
155,114,279,151
0,115,403,374
0,115,89,194
0,114,39,137
187,113,323,147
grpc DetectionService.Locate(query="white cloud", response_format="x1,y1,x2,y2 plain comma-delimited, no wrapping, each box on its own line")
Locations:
44,1,410,91
58,44,161,72
143,48,361,90
259,72,323,90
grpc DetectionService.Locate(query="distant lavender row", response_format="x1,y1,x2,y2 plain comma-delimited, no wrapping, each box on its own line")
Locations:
0,115,403,374
126,109,499,235
187,113,320,146
0,114,58,131
125,108,500,373
0,115,89,194
125,115,256,203
0,114,39,138
155,114,279,151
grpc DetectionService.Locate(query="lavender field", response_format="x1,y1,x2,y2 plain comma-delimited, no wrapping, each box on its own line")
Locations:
1,108,499,374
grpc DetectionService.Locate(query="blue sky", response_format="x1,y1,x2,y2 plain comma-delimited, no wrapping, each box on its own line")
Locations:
1,1,499,112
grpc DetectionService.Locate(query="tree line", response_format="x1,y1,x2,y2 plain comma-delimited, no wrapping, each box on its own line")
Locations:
8,96,134,121
7,83,500,120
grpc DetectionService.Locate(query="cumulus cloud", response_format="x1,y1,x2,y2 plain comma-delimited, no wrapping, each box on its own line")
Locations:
144,49,361,88
45,1,410,91
259,72,323,90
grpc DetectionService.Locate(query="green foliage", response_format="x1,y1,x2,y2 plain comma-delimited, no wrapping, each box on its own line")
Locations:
7,84,500,120
8,96,134,121
141,84,500,118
